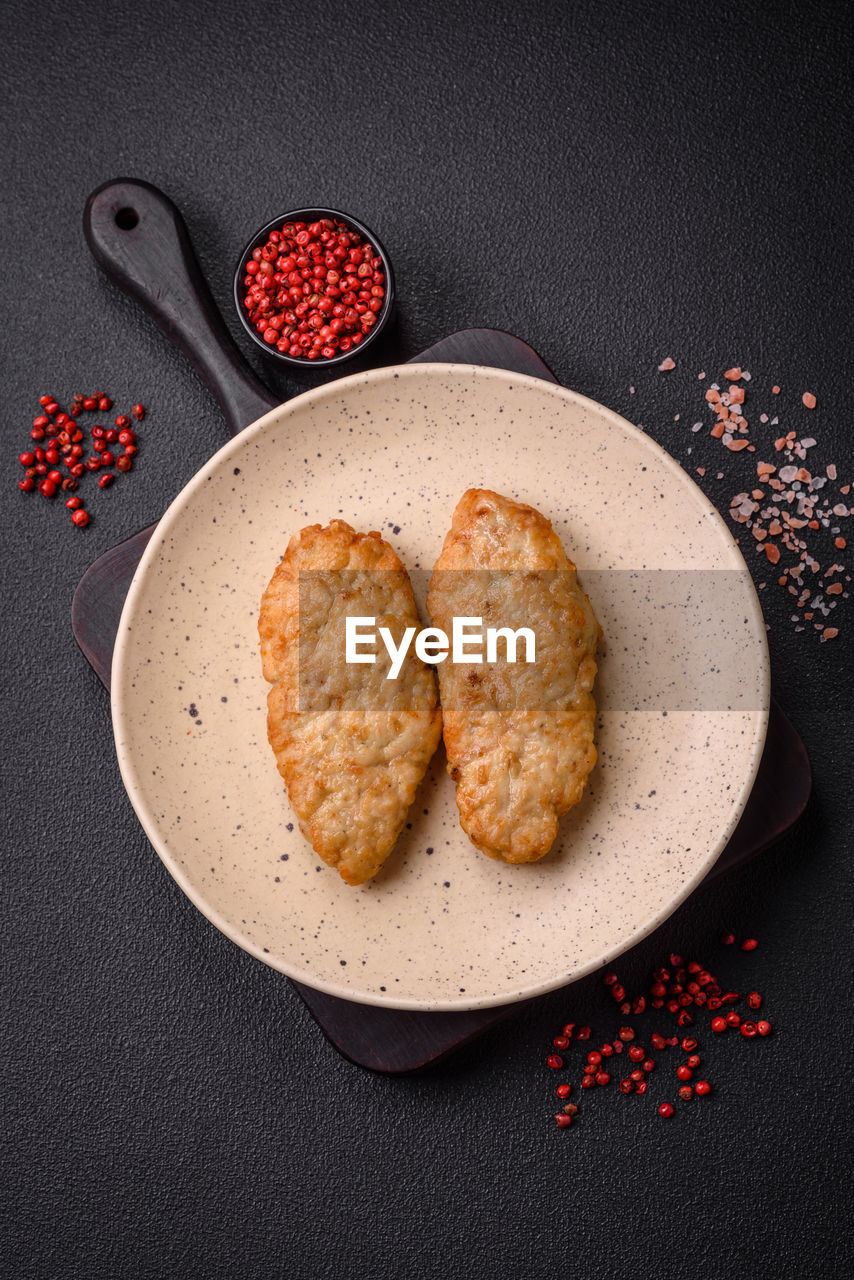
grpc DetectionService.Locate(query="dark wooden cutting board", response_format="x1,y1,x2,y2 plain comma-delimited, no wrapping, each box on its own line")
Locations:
73,180,811,1073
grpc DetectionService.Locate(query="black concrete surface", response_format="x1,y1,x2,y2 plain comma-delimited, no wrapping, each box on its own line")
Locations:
2,2,852,1276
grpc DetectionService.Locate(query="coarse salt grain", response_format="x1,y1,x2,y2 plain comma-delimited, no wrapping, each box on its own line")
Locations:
645,359,849,644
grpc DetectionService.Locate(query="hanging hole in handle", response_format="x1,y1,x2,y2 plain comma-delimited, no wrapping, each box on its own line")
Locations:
115,207,139,230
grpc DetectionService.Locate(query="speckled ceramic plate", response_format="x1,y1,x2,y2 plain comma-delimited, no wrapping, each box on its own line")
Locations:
112,364,769,1011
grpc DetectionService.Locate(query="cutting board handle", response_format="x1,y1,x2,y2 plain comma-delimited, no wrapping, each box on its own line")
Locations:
84,178,278,434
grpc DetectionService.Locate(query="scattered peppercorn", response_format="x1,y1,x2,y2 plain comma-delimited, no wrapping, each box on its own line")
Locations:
659,1103,675,1118
548,934,774,1128
14,392,145,521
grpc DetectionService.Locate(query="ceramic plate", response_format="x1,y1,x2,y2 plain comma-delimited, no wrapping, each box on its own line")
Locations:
112,364,769,1010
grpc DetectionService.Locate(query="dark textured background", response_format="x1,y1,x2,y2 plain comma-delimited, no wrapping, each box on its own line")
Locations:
2,1,853,1277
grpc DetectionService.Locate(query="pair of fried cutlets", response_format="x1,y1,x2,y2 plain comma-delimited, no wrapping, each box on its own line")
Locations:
258,490,601,885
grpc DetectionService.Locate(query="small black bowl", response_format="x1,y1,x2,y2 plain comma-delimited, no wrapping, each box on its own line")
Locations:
233,208,395,367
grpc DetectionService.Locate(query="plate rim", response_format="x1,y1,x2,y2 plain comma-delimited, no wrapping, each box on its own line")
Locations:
111,361,771,1011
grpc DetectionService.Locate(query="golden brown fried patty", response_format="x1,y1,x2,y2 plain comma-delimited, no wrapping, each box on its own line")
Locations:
259,520,441,885
426,489,600,864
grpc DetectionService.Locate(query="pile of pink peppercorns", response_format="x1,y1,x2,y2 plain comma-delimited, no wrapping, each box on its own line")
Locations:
17,392,144,527
241,217,386,360
548,933,772,1129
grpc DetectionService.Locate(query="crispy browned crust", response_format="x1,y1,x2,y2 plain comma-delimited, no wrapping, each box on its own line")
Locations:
259,520,441,885
427,490,600,864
